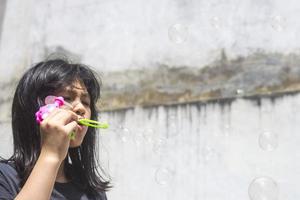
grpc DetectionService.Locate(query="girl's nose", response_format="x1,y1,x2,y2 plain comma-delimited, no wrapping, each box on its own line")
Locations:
73,102,86,117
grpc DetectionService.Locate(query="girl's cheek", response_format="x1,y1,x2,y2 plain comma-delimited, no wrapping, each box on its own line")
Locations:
81,126,88,134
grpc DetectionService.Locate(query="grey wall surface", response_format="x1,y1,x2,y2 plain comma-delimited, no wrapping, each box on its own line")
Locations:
77,95,300,199
1,0,300,75
1,0,300,199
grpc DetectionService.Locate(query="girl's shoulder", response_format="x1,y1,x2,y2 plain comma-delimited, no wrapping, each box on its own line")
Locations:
0,161,21,198
0,161,19,180
0,162,108,200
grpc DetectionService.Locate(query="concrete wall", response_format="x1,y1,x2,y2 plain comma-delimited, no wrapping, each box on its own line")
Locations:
1,0,300,199
1,0,300,74
98,95,300,199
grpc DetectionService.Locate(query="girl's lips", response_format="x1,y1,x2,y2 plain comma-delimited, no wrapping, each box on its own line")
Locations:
77,124,83,132
77,116,85,130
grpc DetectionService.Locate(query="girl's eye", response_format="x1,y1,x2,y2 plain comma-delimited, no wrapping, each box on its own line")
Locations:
83,101,90,106
63,96,72,102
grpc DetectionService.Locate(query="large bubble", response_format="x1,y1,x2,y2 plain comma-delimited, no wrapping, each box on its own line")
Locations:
248,177,279,200
155,166,174,186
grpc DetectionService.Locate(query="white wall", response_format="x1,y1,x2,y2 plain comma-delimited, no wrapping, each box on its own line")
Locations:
97,95,300,200
1,0,300,75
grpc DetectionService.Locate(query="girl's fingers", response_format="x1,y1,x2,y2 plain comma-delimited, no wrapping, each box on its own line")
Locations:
44,109,79,126
63,121,78,135
60,104,73,111
40,108,60,125
52,111,79,125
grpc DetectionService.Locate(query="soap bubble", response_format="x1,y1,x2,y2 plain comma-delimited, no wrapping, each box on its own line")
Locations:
261,105,273,113
223,124,231,136
133,130,144,146
248,177,279,200
142,128,155,143
168,113,176,121
155,167,174,186
168,23,188,44
167,112,179,137
118,126,131,142
271,15,286,32
259,131,278,151
210,16,222,29
168,122,179,137
202,146,220,164
153,137,167,155
236,89,245,96
99,146,110,172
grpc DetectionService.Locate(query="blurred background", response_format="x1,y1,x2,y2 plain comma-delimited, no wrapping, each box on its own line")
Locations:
0,0,300,199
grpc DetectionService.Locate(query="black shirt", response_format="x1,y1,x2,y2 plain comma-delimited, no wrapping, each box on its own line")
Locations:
0,163,107,200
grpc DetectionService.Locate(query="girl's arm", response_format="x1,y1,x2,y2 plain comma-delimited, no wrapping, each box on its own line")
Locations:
15,150,61,200
15,108,79,200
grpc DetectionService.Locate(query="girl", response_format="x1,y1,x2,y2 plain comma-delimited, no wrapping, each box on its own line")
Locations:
0,58,110,199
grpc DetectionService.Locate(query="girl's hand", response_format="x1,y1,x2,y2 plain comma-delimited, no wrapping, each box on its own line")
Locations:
39,108,80,162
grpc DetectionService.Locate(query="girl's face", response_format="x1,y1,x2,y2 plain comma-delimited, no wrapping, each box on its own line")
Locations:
55,80,92,148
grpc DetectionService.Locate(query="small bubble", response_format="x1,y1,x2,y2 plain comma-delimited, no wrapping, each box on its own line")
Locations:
271,15,286,32
236,89,245,96
169,114,176,121
261,105,273,113
248,177,279,200
168,122,179,137
118,126,131,142
153,137,167,155
155,167,174,186
168,23,189,44
133,131,144,147
202,146,220,163
259,131,278,151
210,16,222,29
223,124,231,136
142,128,155,143
99,147,110,172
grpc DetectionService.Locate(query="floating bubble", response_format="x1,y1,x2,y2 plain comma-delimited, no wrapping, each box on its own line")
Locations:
153,137,167,155
142,128,155,143
225,124,231,129
236,89,245,96
118,126,131,142
202,146,220,164
259,131,278,151
168,23,188,44
155,167,174,186
248,177,279,200
99,147,110,172
168,122,179,137
133,130,144,146
271,15,286,32
261,105,273,113
169,113,176,120
210,16,221,29
223,124,231,136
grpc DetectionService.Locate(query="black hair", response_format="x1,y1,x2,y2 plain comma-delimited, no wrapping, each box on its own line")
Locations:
4,58,110,196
